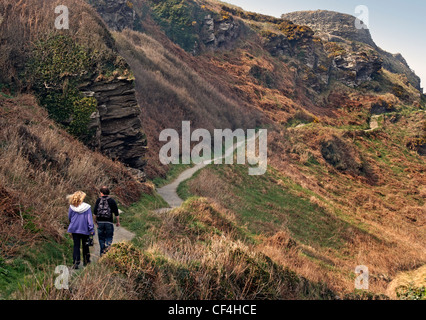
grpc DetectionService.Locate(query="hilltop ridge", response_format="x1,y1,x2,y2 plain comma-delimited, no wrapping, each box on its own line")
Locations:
282,10,422,91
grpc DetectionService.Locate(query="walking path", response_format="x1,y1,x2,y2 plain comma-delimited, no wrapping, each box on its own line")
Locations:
81,133,258,268
155,133,258,212
89,220,136,264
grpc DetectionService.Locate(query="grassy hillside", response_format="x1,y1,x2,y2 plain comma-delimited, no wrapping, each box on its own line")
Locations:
0,94,154,298
0,0,425,300
113,27,265,178
176,105,425,296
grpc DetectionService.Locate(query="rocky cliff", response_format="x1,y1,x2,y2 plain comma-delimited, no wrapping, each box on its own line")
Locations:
0,0,148,177
80,78,148,174
199,14,242,52
282,10,421,90
258,19,382,90
87,0,140,31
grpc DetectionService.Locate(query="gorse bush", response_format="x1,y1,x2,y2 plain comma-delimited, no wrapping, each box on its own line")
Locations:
277,21,314,41
26,34,97,142
396,282,426,300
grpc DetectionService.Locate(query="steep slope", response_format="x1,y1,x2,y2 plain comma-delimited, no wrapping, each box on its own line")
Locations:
0,93,154,297
0,0,155,297
1,0,425,300
94,0,425,177
0,0,148,173
97,0,424,297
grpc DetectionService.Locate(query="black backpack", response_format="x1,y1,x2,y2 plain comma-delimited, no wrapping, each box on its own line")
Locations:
97,197,112,219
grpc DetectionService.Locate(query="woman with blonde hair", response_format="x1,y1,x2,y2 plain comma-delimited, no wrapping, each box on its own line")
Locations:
67,191,95,269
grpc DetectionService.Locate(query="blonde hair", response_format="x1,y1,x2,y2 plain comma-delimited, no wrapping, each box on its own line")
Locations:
67,191,86,207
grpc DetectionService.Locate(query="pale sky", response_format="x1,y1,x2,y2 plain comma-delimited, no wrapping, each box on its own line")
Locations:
223,0,426,92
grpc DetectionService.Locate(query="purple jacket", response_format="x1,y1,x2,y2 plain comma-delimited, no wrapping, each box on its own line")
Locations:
67,202,95,235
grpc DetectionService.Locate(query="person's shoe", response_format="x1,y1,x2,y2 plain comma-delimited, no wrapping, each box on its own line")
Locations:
72,264,79,270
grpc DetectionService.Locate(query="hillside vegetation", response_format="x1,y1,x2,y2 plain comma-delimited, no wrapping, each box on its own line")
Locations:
0,0,425,300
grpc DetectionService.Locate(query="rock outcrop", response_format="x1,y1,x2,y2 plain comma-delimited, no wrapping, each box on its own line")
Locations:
80,78,147,175
200,14,242,51
332,52,382,87
282,10,421,90
87,0,138,31
260,24,381,90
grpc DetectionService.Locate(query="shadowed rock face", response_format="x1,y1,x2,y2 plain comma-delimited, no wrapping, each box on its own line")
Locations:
81,78,148,173
333,52,382,87
88,0,137,31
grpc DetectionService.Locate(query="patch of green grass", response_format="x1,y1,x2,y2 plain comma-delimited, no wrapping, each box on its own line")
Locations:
176,168,203,201
178,164,361,250
396,283,426,300
149,0,207,52
137,191,169,210
153,163,195,188
0,236,73,299
0,92,13,99
120,192,165,249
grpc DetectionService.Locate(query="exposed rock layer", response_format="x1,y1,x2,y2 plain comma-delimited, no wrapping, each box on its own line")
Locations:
80,78,147,173
200,15,242,51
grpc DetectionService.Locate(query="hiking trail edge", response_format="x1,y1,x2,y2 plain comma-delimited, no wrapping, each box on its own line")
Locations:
155,133,259,213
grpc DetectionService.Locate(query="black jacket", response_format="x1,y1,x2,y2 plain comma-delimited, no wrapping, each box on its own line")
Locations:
94,196,119,223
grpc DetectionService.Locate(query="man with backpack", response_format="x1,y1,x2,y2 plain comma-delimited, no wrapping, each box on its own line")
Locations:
93,186,120,256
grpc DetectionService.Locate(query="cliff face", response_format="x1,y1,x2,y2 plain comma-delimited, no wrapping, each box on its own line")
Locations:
81,78,148,173
87,0,139,31
282,10,422,90
0,0,148,177
199,14,242,52
259,19,382,90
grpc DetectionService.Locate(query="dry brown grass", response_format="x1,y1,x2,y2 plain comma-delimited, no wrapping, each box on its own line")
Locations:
267,120,426,296
386,265,426,299
12,261,138,300
0,0,118,86
0,94,146,256
99,198,336,300
180,123,425,297
113,28,266,179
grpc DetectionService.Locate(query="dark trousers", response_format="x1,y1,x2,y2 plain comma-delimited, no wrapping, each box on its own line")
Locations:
72,233,90,266
97,223,114,256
